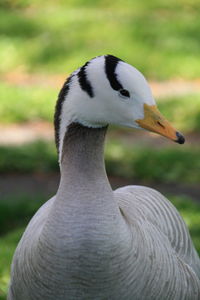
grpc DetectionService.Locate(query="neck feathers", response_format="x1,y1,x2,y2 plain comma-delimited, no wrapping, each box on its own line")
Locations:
61,123,108,173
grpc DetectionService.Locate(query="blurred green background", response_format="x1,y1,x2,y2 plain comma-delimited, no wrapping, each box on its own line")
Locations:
0,0,200,298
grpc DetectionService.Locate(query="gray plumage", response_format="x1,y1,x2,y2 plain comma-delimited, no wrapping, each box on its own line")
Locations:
8,56,200,300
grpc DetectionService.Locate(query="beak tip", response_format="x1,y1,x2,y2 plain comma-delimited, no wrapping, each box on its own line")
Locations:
175,132,185,144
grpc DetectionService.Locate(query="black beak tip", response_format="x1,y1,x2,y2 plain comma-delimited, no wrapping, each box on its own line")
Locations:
175,132,185,144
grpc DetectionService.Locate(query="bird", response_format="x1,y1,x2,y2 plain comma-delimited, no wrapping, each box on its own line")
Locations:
8,55,200,300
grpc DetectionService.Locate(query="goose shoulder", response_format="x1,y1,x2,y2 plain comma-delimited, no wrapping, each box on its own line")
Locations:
115,185,200,278
12,196,55,255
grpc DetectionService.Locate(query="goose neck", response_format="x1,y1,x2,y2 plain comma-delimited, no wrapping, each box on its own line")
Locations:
59,123,111,192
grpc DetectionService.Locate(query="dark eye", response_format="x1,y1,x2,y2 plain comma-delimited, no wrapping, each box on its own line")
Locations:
119,89,130,98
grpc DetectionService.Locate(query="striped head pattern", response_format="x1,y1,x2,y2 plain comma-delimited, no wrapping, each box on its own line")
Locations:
54,55,155,162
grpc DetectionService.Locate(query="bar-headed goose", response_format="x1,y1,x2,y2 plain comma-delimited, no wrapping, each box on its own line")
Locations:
8,55,200,300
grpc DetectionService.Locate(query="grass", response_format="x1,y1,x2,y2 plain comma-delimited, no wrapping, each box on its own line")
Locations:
1,0,200,78
0,194,199,300
0,141,57,173
106,141,200,184
1,81,200,131
0,195,44,235
0,227,24,299
0,83,56,123
0,139,200,185
158,94,200,132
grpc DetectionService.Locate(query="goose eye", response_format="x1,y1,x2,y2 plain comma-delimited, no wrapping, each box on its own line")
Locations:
119,89,130,98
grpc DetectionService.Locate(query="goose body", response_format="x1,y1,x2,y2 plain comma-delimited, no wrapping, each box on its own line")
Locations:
8,55,200,299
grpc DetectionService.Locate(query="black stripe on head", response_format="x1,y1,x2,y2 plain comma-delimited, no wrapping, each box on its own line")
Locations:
54,74,73,152
78,61,94,97
105,55,124,91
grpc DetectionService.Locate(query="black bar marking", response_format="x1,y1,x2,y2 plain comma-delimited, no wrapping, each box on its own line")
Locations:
78,62,94,97
54,74,73,152
105,55,123,91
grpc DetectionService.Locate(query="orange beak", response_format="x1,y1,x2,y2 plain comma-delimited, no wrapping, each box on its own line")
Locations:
136,103,185,144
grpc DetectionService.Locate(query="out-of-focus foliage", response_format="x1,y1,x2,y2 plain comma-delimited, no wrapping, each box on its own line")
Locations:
0,195,44,235
0,141,57,172
0,0,200,78
0,140,199,185
106,142,200,184
0,83,56,123
158,94,200,132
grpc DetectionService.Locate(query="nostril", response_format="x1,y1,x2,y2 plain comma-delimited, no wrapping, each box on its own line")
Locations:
175,132,185,144
157,121,165,128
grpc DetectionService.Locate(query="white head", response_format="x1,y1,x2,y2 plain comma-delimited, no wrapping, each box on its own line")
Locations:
55,55,184,162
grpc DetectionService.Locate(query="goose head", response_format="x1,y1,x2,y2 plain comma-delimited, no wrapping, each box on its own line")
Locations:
55,55,184,161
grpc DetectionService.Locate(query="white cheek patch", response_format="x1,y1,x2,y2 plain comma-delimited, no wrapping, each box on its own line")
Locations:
132,101,145,121
117,63,155,106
